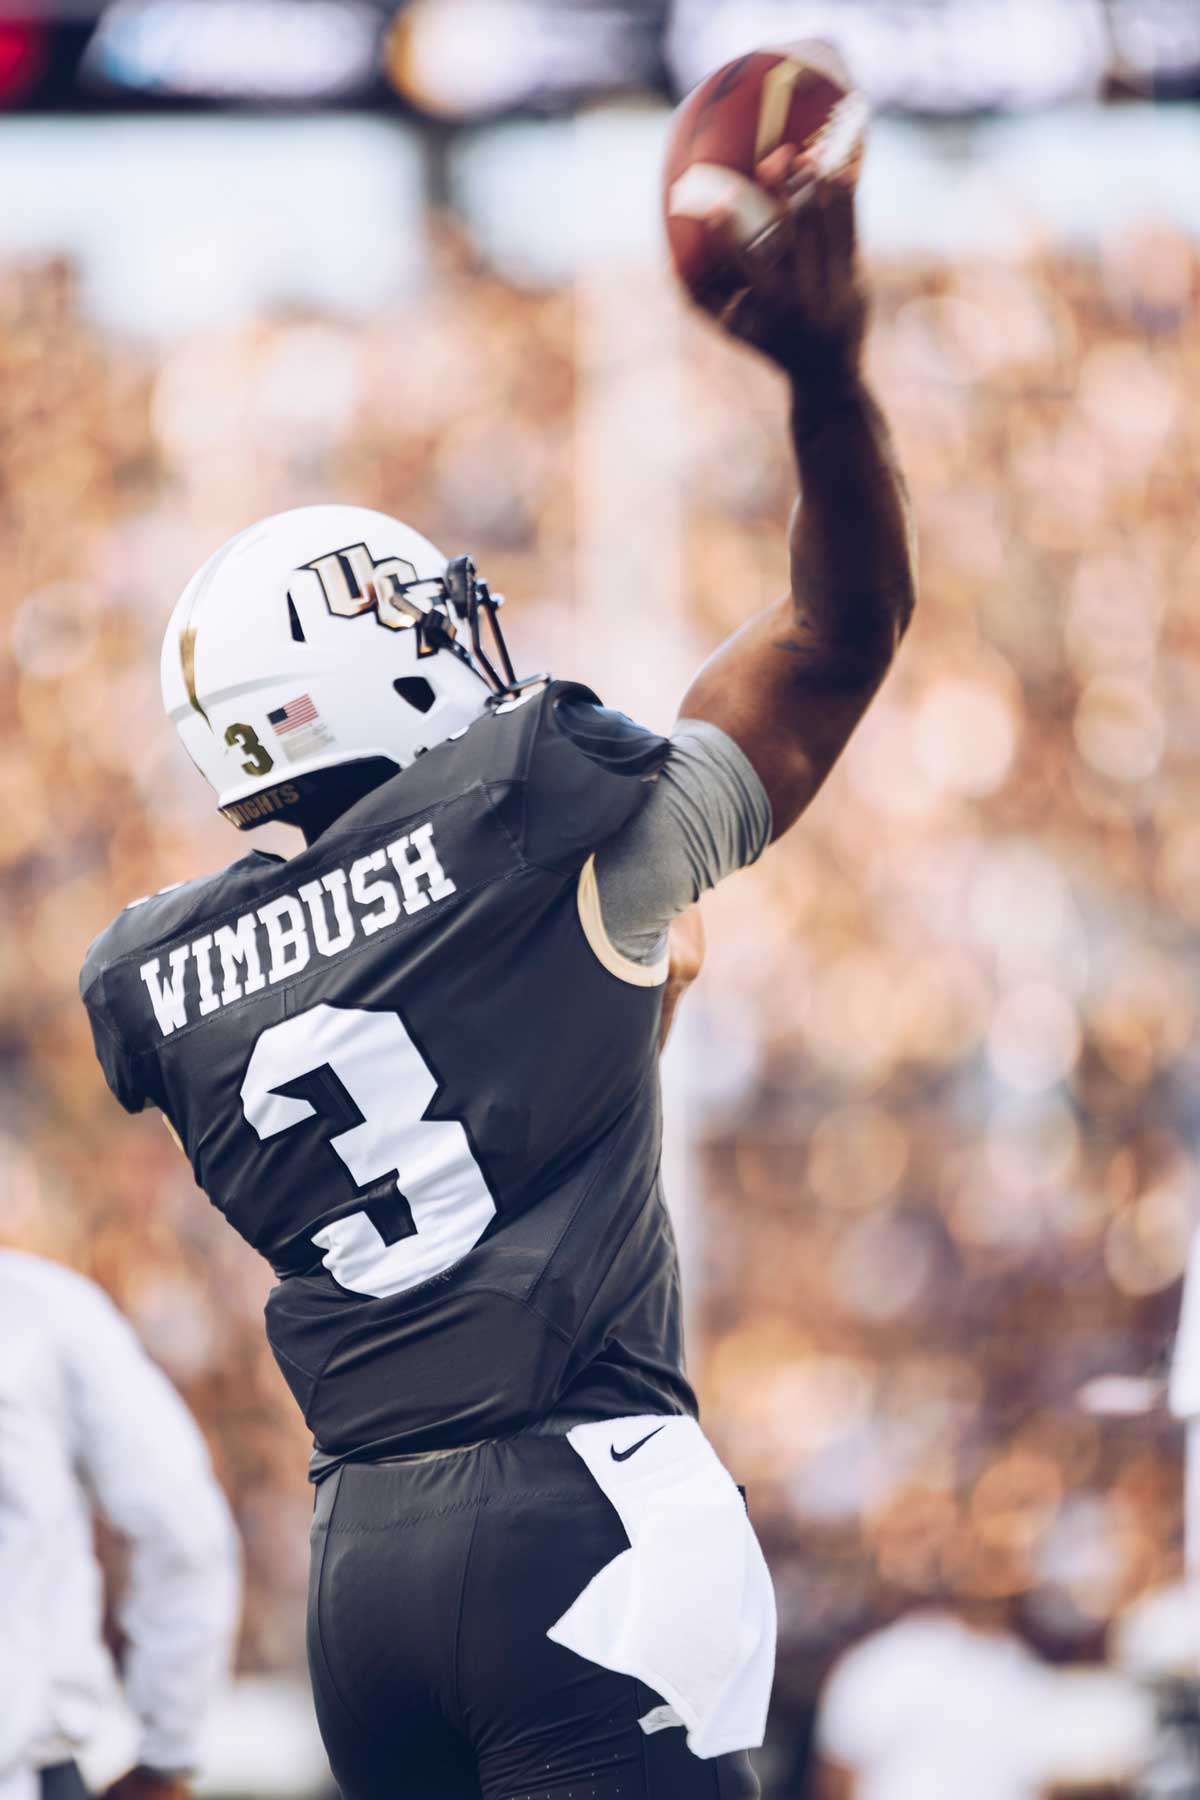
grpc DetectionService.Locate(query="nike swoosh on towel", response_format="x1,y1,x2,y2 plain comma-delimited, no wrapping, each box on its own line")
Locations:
610,1425,667,1463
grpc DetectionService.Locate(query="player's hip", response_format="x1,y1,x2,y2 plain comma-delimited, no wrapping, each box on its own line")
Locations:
307,1429,638,1795
310,1416,775,1767
310,1424,613,1531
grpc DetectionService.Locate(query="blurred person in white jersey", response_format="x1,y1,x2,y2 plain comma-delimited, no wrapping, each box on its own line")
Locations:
0,1252,241,1800
1170,1236,1200,1577
812,1609,1055,1800
813,1606,1153,1800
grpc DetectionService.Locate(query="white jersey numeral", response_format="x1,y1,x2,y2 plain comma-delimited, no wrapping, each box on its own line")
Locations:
240,1004,496,1298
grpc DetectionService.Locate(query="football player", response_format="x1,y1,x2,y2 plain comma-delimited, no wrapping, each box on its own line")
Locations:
81,153,914,1799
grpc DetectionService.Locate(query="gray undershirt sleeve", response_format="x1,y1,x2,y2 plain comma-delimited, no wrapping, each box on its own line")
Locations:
592,719,773,967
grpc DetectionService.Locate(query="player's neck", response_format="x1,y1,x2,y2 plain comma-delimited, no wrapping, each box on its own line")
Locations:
293,758,399,847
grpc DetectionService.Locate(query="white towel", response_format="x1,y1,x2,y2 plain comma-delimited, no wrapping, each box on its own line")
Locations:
546,1415,776,1759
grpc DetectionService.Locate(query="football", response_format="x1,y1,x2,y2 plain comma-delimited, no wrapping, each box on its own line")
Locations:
663,41,868,301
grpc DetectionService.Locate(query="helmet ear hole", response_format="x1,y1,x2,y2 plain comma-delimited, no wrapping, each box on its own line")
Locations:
393,676,435,715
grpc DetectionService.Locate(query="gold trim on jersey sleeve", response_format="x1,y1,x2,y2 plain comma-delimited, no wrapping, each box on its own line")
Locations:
162,1114,186,1156
576,854,669,989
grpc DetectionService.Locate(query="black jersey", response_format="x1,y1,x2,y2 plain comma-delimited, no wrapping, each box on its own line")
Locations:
81,682,697,1471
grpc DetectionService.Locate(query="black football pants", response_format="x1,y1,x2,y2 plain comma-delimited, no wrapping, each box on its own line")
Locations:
308,1434,762,1800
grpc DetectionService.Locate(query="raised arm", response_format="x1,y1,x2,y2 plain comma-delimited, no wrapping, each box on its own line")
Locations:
680,146,916,840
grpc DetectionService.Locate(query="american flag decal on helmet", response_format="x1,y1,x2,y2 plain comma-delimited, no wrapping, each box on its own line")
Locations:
267,695,319,735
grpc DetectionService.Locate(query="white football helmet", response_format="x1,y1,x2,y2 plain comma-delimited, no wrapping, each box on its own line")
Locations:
161,504,534,828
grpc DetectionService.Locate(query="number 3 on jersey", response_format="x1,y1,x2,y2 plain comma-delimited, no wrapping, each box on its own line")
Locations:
240,1005,496,1297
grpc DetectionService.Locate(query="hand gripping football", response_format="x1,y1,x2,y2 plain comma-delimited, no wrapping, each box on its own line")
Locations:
663,41,868,302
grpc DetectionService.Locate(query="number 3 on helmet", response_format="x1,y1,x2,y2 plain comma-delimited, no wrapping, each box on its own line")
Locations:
160,504,539,829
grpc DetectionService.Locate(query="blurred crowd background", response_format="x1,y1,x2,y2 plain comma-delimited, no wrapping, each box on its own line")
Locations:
2,0,1200,1795
693,225,1200,1793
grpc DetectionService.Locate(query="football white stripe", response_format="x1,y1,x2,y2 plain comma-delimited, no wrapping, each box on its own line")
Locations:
754,56,805,163
667,163,779,246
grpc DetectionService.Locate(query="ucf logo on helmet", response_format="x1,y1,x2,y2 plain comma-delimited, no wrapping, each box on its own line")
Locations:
296,542,456,648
